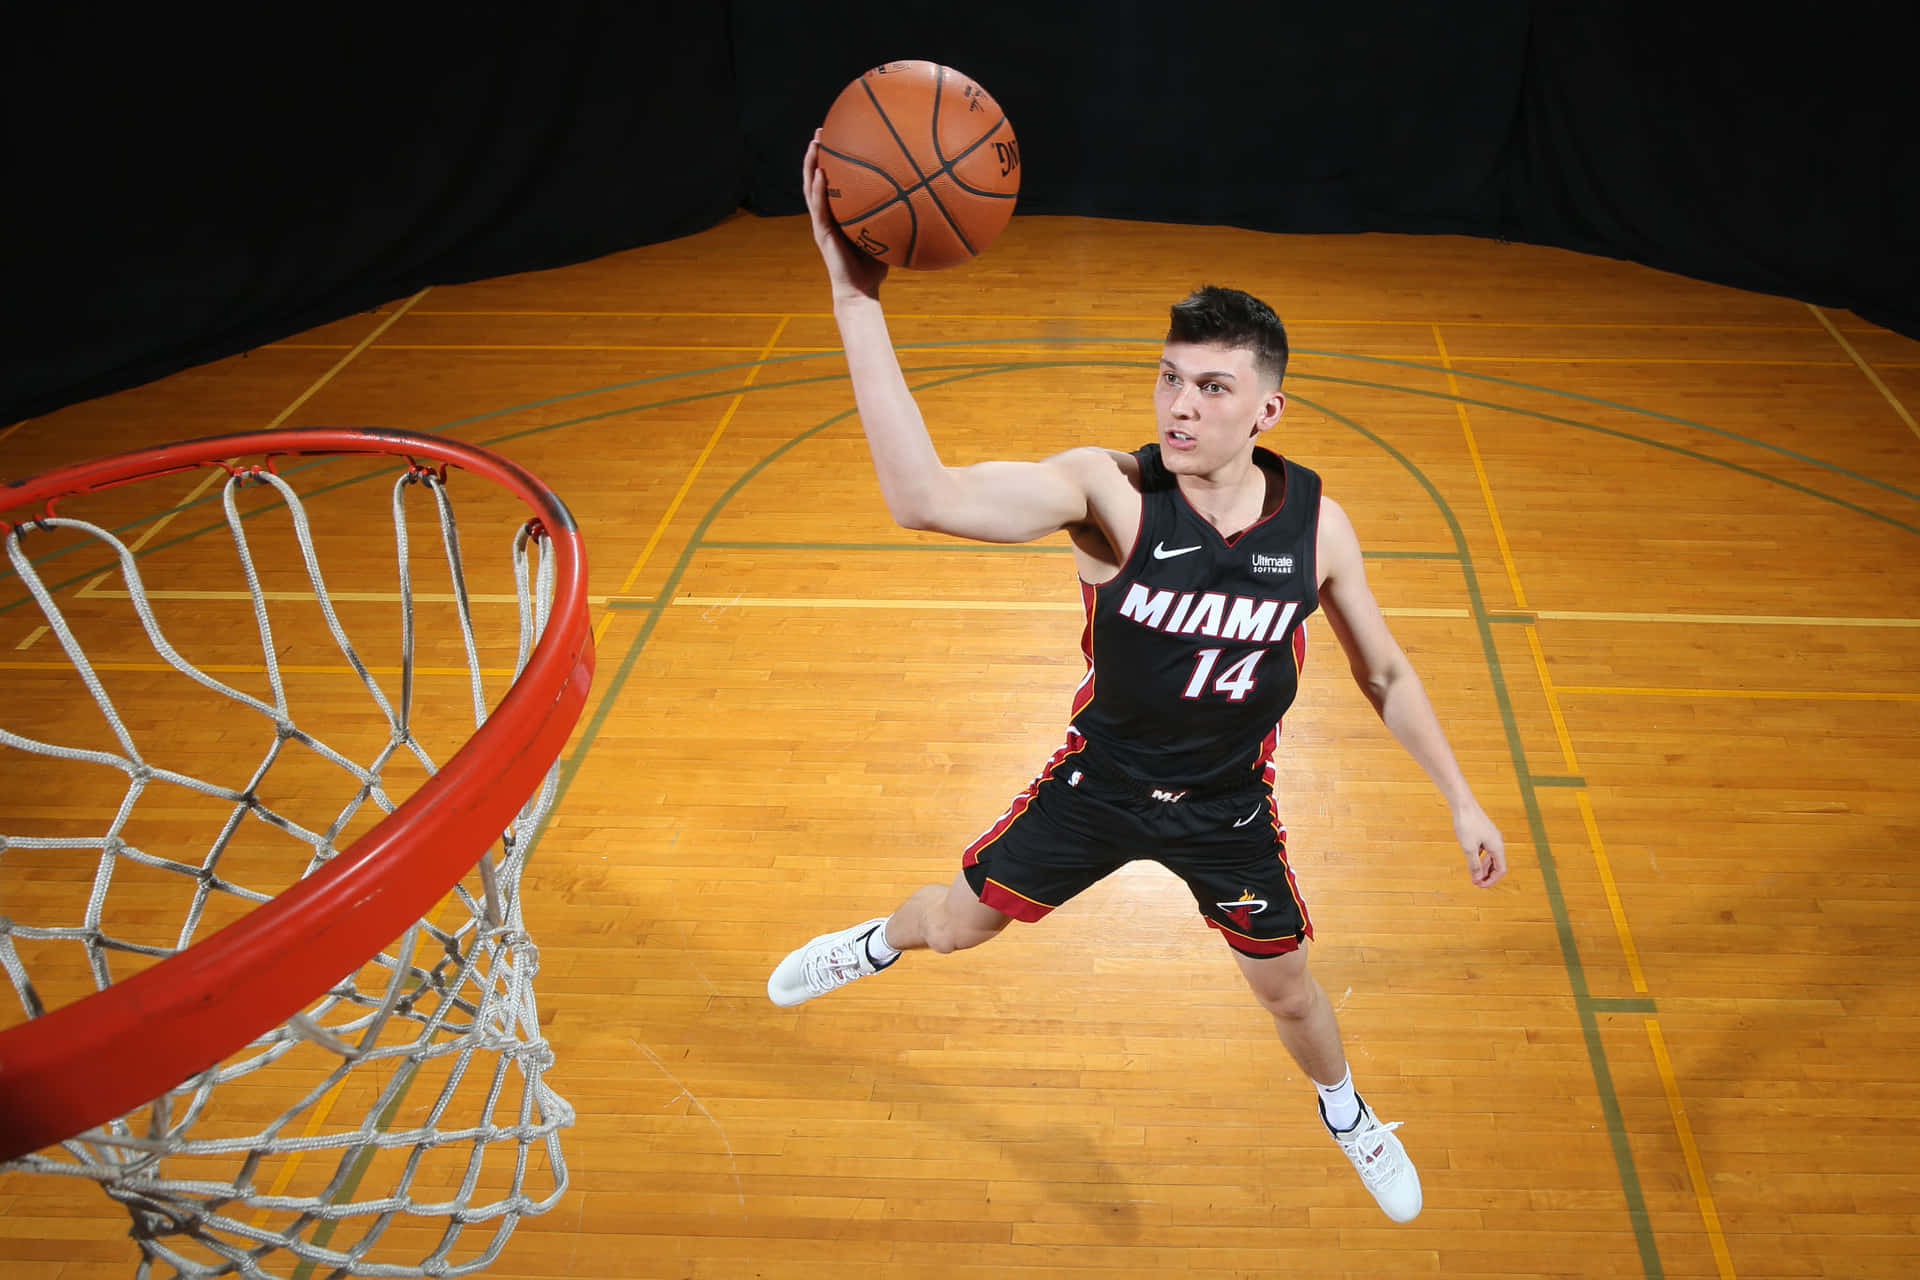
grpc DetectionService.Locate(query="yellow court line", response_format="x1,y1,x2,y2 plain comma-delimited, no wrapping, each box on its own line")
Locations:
592,611,617,649
1433,326,1527,608
0,660,515,677
1535,609,1920,629
0,421,26,447
77,587,633,609
1524,625,1580,773
259,343,1885,369
1558,684,1920,703
394,309,1846,331
1645,1020,1739,1279
75,291,433,601
1577,791,1646,993
1809,304,1919,442
669,595,1470,617
248,1074,352,1228
264,287,431,431
616,316,792,597
14,625,48,651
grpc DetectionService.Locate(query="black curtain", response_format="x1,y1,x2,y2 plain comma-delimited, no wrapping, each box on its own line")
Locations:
4,2,1913,430
1,6,744,428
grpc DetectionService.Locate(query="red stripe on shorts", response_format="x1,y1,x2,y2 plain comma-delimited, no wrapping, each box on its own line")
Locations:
960,730,1085,870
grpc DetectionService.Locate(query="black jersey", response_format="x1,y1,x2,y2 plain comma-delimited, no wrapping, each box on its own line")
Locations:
1067,444,1321,793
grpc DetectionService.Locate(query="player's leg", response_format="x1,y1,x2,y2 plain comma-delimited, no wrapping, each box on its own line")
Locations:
883,871,1015,954
1164,793,1423,1221
1231,943,1347,1084
766,739,1122,1006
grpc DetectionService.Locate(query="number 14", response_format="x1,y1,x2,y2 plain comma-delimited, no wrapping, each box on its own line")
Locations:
1182,648,1265,701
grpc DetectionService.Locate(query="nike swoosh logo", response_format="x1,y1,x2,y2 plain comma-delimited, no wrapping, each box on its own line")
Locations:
1153,542,1201,560
1232,805,1265,828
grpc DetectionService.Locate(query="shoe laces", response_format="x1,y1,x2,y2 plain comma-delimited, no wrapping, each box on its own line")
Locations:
801,936,872,995
1335,1116,1408,1186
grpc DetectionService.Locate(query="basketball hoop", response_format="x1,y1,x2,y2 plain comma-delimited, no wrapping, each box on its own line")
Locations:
0,427,593,1277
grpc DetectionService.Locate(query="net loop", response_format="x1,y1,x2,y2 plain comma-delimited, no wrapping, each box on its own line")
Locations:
0,435,585,1279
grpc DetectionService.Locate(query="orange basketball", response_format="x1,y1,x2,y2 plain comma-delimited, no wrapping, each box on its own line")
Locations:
818,60,1020,270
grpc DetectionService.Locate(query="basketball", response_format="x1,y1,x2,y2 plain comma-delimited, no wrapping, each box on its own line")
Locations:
818,60,1021,271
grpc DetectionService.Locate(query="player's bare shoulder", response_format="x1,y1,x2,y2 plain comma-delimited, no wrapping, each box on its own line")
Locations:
1315,493,1366,588
1046,447,1143,577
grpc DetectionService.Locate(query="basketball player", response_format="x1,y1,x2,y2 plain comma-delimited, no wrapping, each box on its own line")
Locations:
769,134,1508,1223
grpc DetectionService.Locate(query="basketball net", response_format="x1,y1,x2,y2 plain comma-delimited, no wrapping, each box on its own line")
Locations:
0,444,584,1278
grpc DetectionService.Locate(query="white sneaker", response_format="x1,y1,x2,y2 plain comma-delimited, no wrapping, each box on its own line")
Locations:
767,917,897,1007
1325,1097,1423,1222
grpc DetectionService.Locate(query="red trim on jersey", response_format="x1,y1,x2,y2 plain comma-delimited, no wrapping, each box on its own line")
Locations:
1070,579,1097,719
1214,450,1289,548
961,732,1086,870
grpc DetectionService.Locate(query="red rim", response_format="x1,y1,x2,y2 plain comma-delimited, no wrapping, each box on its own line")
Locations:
0,428,595,1161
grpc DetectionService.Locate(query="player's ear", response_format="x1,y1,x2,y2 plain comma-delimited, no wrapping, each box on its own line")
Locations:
1251,390,1285,437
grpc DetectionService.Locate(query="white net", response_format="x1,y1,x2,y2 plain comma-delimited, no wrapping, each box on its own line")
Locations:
0,457,573,1278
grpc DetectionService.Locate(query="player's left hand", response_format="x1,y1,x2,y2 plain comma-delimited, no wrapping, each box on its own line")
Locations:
1453,804,1507,887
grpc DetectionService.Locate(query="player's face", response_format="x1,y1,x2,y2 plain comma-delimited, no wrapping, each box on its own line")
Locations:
1154,342,1285,470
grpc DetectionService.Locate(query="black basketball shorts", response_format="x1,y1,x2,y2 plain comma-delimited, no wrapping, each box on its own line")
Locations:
959,732,1313,957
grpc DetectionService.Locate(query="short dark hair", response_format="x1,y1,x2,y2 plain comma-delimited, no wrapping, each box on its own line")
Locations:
1166,285,1289,388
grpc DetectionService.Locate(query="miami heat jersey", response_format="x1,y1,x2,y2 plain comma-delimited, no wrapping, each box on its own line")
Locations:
1068,444,1321,793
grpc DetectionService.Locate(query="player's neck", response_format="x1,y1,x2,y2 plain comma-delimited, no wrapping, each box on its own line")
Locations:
1177,451,1274,536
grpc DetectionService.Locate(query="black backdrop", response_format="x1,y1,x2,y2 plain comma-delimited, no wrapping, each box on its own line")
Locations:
4,2,1913,428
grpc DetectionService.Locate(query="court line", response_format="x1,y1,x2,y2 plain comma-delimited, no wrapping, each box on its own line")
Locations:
269,340,1878,368
395,308,1857,331
1526,625,1581,774
1577,791,1648,993
1646,1020,1737,1279
1536,609,1920,628
616,316,791,596
667,595,1471,618
1809,304,1919,442
1434,326,1527,608
1401,361,1672,1262
248,1075,351,1229
0,660,517,677
1292,392,1664,1278
267,288,432,430
1558,684,1920,702
72,291,432,602
14,625,46,650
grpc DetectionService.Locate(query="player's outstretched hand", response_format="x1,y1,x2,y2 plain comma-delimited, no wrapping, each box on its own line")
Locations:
803,132,887,305
1454,804,1507,887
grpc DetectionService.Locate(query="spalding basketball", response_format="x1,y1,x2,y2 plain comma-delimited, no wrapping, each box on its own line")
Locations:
818,60,1020,270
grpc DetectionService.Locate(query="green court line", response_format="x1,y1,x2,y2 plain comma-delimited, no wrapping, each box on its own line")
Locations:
543,365,1029,817
606,598,662,610
1487,612,1538,625
1586,997,1660,1014
1293,392,1664,1278
9,347,1917,611
702,539,1073,553
288,1058,421,1280
561,370,1668,1277
696,539,1458,560
1529,775,1590,788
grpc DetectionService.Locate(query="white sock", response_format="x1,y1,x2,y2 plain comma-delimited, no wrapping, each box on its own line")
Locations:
1315,1068,1361,1132
865,918,901,965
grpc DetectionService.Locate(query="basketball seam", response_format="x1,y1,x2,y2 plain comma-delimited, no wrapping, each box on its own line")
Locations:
924,67,977,257
820,144,910,223
858,73,929,265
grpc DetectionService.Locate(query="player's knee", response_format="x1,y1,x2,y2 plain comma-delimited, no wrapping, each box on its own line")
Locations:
924,918,992,955
1248,972,1317,1022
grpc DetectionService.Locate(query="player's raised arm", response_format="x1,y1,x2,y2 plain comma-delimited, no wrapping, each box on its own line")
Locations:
803,136,1108,545
1314,496,1508,886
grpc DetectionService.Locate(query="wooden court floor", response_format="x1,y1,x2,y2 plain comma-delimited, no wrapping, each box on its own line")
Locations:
3,212,1918,1279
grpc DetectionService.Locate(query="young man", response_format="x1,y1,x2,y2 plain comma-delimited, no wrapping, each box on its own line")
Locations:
769,134,1508,1223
